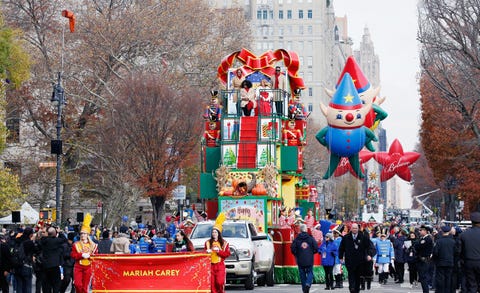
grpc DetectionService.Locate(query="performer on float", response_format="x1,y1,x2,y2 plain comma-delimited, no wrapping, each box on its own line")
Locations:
282,119,304,146
231,68,245,114
204,90,222,122
204,121,220,147
287,208,296,226
278,206,289,228
240,80,256,116
71,213,98,293
205,213,231,293
256,79,272,116
304,209,317,233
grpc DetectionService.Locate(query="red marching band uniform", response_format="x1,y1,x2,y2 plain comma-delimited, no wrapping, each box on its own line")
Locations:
71,213,98,293
205,213,231,293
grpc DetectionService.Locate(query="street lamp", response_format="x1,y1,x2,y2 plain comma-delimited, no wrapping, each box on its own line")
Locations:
51,72,65,225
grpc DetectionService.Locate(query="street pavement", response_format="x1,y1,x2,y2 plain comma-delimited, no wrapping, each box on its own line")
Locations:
227,281,425,292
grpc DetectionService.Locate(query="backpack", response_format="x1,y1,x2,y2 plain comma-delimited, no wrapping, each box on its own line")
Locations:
10,241,27,269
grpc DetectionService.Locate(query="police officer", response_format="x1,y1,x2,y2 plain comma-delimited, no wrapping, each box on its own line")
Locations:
415,225,434,293
459,211,480,293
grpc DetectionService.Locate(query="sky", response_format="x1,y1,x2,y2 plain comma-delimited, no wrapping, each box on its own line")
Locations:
333,0,421,208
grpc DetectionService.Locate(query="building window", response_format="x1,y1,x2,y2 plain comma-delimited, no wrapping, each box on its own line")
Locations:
299,25,303,34
308,103,313,113
287,41,292,50
308,9,313,19
263,10,268,19
309,87,313,97
298,41,304,50
287,25,292,35
269,10,274,19
307,25,313,34
279,10,283,19
299,10,304,19
287,10,292,19
307,72,313,82
299,56,304,65
6,106,20,144
307,56,313,67
279,26,284,35
257,10,262,19
307,41,313,51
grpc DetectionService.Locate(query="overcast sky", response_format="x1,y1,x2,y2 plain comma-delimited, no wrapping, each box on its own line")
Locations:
333,0,421,208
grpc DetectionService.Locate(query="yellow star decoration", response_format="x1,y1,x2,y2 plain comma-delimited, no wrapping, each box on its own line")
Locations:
352,78,357,84
369,172,377,181
344,94,354,103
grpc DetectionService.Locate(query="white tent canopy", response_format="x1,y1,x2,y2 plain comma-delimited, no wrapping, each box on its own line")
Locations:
0,202,39,225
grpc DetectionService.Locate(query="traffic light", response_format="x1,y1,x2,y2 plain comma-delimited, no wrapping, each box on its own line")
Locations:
39,210,49,220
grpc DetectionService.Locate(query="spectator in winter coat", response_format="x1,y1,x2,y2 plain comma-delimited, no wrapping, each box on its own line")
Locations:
97,230,112,254
39,226,67,292
393,229,408,283
291,224,318,293
0,234,11,293
405,231,419,287
110,229,130,254
319,233,338,290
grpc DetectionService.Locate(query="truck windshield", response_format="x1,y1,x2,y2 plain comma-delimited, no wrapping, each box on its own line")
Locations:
190,222,248,239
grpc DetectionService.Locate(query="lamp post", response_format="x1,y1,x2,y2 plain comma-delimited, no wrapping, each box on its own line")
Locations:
51,72,65,225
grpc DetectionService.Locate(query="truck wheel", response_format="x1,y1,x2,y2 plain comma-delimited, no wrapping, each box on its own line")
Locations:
244,264,255,290
265,261,275,287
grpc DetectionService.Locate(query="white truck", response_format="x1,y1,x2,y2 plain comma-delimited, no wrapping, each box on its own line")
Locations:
189,219,275,289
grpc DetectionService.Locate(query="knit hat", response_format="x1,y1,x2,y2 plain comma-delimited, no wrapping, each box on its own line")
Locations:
441,226,451,233
325,232,333,239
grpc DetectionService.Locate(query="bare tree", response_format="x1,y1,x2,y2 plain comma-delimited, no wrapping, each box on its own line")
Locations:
418,0,480,215
1,0,251,222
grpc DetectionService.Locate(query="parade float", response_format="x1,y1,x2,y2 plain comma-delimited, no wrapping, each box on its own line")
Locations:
200,48,325,284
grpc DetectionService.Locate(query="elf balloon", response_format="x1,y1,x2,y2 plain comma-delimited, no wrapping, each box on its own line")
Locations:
316,73,377,179
374,139,420,182
326,56,388,133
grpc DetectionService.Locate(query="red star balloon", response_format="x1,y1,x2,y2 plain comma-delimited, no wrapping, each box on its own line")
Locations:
374,139,420,182
334,150,375,178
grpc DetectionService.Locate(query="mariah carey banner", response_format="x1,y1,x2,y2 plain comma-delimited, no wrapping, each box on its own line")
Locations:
91,253,211,292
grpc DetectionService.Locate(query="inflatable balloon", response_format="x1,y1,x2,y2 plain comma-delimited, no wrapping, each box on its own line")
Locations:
373,139,420,182
333,150,375,178
316,73,377,179
328,56,388,134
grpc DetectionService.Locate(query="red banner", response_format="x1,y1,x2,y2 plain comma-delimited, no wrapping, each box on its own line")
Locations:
91,253,211,292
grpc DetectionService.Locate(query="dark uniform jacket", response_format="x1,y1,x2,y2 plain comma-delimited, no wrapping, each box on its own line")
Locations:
414,234,433,261
432,234,456,267
459,226,480,263
338,232,375,268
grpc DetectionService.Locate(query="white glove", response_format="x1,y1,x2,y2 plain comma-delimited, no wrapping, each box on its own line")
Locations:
206,249,212,253
82,253,90,259
213,247,220,252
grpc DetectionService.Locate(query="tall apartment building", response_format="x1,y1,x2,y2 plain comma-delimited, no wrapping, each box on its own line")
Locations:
210,0,347,125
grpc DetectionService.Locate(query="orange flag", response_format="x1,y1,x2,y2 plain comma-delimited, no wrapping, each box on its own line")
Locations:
61,10,75,33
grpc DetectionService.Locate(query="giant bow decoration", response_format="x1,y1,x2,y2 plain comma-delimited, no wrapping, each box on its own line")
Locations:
217,48,305,92
374,139,420,182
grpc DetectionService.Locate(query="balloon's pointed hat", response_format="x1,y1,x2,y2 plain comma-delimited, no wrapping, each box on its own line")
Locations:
336,56,371,94
330,73,363,110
